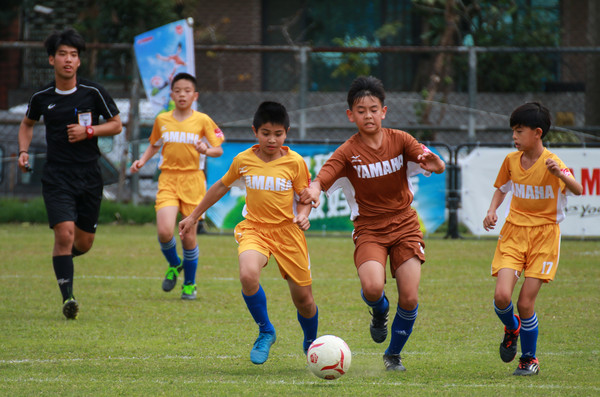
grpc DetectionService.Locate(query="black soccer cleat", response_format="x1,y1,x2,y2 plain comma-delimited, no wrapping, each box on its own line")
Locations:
500,315,521,362
369,307,389,343
383,353,406,371
513,356,539,376
62,298,79,320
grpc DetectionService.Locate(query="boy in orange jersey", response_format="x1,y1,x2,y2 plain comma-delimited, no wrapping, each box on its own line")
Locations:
483,102,583,376
300,76,445,372
130,73,224,299
179,101,318,365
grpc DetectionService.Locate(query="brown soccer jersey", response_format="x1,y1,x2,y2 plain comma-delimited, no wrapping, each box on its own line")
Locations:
316,128,428,220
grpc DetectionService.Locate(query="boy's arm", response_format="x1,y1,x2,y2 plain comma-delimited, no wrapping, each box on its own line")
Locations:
417,150,445,174
299,180,322,207
130,143,161,173
179,179,230,236
17,117,35,172
483,188,507,231
545,158,583,196
195,141,224,158
293,201,312,231
66,115,122,142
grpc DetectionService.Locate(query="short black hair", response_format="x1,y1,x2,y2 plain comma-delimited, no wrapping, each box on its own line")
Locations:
510,102,552,138
347,76,385,109
171,72,197,89
44,28,86,56
253,101,290,130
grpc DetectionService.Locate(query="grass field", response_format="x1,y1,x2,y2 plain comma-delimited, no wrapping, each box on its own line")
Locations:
1,224,598,396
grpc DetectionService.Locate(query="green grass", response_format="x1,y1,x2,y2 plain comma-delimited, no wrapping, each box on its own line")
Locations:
0,224,598,396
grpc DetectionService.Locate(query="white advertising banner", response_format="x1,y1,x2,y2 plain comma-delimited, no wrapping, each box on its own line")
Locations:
461,148,600,236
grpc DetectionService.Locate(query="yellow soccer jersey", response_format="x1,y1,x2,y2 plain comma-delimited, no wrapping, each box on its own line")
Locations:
221,145,311,225
149,110,224,171
494,148,575,226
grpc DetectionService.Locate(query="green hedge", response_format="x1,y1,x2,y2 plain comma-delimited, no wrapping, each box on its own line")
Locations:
0,198,156,224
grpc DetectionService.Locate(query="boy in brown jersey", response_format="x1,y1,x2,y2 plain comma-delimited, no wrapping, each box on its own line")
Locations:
301,76,445,372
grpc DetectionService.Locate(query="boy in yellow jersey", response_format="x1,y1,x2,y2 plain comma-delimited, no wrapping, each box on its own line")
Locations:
483,102,582,376
179,101,318,365
130,73,224,299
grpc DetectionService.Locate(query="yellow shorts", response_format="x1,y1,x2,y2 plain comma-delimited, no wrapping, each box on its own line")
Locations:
155,170,206,218
234,219,312,286
491,221,561,282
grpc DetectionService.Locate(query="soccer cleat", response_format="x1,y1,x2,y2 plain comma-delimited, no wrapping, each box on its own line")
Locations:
513,356,540,376
162,261,183,292
500,315,521,362
181,283,197,300
369,307,389,343
383,353,406,371
250,331,276,365
62,298,79,320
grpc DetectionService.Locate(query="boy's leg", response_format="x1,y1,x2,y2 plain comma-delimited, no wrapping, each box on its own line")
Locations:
180,222,199,300
358,260,389,344
383,257,421,371
287,279,318,354
494,268,521,362
239,249,275,364
156,206,182,292
513,277,543,375
52,221,79,319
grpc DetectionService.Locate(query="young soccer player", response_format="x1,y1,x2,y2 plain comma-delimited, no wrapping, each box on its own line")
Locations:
178,101,318,364
17,28,122,319
300,76,445,372
483,102,582,376
130,72,224,299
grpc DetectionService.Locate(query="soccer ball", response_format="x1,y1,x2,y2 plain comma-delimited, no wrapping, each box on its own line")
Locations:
306,335,351,380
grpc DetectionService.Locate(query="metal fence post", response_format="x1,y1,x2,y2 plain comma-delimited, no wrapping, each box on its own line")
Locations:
468,47,477,142
298,46,308,140
128,52,141,204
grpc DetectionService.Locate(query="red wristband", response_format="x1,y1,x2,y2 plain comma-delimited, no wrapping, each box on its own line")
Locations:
86,126,94,139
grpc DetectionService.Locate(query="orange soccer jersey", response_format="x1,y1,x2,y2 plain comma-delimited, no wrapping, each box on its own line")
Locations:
149,110,224,172
494,148,575,226
221,145,311,224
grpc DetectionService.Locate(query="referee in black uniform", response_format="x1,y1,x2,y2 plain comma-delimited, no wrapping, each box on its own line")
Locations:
18,28,122,319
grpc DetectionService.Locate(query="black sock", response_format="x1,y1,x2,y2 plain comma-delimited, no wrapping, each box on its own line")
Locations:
52,255,74,302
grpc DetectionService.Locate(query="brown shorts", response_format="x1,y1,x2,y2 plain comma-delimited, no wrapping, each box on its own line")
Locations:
352,208,425,278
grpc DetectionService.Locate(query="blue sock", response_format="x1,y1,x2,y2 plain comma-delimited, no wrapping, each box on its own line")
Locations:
182,245,199,285
520,313,539,358
297,307,319,353
242,285,275,334
361,290,389,315
494,300,519,330
385,304,418,355
159,237,180,267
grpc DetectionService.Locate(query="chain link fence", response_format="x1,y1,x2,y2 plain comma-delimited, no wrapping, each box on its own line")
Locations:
1,43,599,199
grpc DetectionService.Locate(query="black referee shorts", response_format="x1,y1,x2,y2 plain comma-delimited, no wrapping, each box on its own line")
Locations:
42,162,103,233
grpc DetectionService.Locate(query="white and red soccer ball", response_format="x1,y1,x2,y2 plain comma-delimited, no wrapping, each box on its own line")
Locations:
306,335,351,380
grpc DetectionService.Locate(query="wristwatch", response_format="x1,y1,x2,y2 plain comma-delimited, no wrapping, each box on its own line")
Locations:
86,126,94,139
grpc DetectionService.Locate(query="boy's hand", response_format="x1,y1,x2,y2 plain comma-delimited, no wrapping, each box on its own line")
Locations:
179,216,194,238
130,160,144,173
300,185,321,208
417,151,445,173
545,158,561,177
294,214,310,231
483,212,498,231
195,141,208,154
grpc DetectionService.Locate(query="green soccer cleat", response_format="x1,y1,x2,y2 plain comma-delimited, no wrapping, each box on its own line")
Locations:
250,331,276,365
162,260,183,292
181,283,197,300
62,298,79,320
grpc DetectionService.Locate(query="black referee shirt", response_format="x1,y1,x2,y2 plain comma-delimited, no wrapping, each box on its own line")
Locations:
26,78,120,164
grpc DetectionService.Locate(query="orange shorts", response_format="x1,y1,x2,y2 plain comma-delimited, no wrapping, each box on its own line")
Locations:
491,221,561,282
352,208,425,278
155,170,206,218
234,219,312,286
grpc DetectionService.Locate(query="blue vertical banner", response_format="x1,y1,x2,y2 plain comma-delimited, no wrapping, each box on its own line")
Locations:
205,142,447,234
134,19,195,116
